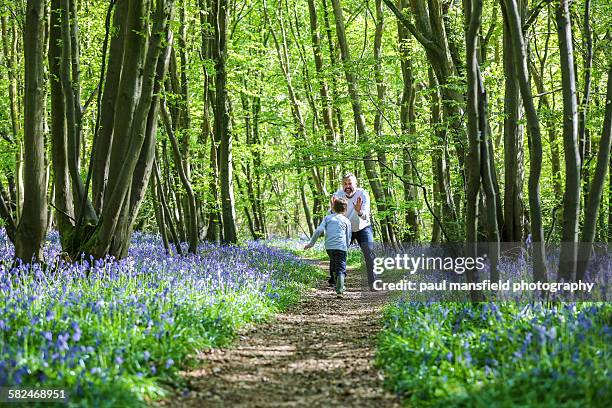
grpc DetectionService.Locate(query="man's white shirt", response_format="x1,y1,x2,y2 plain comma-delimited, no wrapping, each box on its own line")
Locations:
332,188,371,232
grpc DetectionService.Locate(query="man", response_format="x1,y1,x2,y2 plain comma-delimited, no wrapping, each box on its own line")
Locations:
331,173,375,288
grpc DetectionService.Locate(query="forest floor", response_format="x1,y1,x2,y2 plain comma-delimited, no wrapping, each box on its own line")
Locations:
158,259,400,407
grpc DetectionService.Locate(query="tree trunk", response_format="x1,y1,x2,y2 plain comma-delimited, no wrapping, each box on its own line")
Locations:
76,0,176,258
503,0,547,283
578,0,593,168
214,0,238,243
0,15,22,224
331,0,390,242
49,0,76,248
161,103,199,253
15,0,48,262
464,0,483,298
579,0,593,222
1,16,20,141
501,3,524,242
576,65,612,280
151,169,171,254
383,0,466,195
321,0,345,144
154,156,182,254
556,0,581,282
307,0,338,187
397,0,419,242
373,0,396,244
92,0,127,213
301,182,315,237
530,64,563,199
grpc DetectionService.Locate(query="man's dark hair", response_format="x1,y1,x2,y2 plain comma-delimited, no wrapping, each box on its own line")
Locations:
333,197,348,214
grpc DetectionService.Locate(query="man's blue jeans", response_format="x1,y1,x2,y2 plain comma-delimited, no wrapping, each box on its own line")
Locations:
326,249,347,294
352,225,375,288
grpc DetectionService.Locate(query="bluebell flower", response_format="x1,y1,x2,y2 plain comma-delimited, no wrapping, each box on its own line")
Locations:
56,332,69,351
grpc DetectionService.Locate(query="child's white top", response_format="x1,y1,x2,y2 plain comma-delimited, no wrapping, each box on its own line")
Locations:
308,213,352,251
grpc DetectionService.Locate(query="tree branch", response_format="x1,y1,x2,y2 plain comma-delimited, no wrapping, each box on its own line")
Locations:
381,0,444,58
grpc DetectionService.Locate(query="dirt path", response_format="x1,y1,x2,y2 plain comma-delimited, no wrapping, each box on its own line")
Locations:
160,260,400,407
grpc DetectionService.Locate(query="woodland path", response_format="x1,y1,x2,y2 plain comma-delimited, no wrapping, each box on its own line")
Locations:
160,260,401,407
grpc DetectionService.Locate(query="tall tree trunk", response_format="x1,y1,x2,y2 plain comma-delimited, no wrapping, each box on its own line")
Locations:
49,0,75,246
383,0,466,199
58,0,97,227
80,0,176,258
161,103,199,253
109,39,175,259
301,182,315,237
576,66,612,280
579,0,593,215
373,0,396,244
1,16,22,223
464,0,483,299
307,0,338,186
92,0,127,213
321,0,345,144
501,3,524,242
478,75,500,283
503,0,547,283
429,69,454,243
15,0,48,262
609,154,612,243
214,0,238,243
199,0,222,243
530,64,563,199
397,0,419,242
556,0,581,282
264,0,326,210
331,0,390,242
1,16,20,141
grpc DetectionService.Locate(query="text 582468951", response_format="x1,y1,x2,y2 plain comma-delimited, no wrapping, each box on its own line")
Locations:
1,388,68,403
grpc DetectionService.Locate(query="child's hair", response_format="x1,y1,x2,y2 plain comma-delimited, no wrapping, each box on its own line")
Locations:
333,197,348,213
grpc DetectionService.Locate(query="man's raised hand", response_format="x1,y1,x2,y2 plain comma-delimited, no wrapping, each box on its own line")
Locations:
354,196,363,215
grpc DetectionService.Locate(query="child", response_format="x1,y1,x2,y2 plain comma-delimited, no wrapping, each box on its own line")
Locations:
304,197,352,298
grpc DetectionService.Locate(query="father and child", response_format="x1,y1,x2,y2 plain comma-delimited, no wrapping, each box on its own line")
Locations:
303,173,371,298
304,197,351,298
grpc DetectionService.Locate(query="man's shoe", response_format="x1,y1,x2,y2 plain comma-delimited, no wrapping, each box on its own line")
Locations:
336,292,344,299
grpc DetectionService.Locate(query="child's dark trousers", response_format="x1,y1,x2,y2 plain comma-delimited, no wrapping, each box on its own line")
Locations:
326,249,347,294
